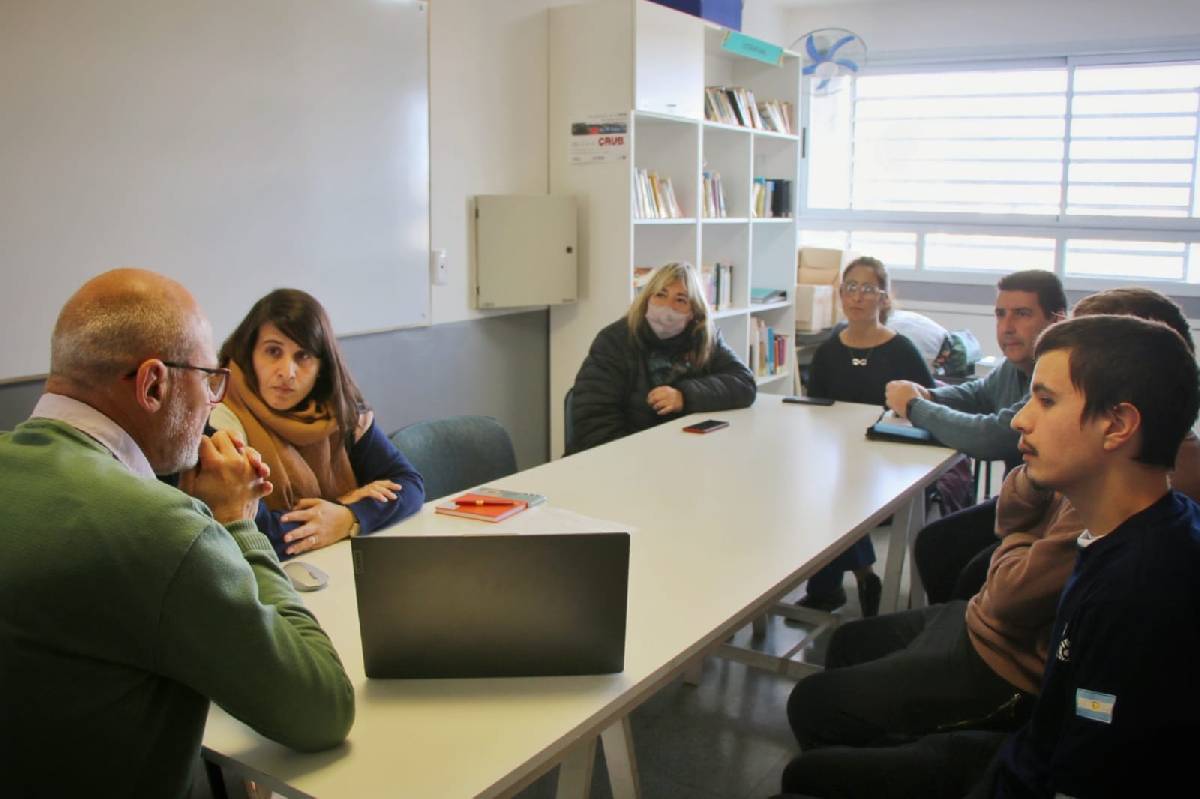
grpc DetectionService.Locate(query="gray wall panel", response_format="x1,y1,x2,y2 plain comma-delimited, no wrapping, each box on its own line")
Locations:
0,311,550,470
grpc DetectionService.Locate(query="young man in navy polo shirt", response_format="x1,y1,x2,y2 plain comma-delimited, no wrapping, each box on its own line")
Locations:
980,314,1200,797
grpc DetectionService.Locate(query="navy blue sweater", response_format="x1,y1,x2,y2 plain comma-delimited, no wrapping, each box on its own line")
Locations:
994,490,1200,798
255,420,425,559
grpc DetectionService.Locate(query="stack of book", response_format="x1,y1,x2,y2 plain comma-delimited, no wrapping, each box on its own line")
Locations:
704,85,763,129
701,262,734,310
705,87,794,133
702,171,727,218
756,100,795,134
753,178,792,218
750,287,787,305
635,169,683,219
747,317,791,377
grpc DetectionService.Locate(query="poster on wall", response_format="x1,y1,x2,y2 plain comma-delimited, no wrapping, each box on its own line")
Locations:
569,113,629,164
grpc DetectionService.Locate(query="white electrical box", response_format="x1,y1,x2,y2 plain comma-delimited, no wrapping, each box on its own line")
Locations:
475,194,578,309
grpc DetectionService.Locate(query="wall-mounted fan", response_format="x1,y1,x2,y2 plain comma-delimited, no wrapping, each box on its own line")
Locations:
790,28,867,96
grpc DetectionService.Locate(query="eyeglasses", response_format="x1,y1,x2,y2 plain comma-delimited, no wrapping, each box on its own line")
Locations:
124,360,230,402
840,281,885,298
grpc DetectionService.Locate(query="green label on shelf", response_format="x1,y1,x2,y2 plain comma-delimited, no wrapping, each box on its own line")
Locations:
721,31,783,66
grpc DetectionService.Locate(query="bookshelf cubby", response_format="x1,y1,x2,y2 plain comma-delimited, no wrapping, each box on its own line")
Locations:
549,0,801,456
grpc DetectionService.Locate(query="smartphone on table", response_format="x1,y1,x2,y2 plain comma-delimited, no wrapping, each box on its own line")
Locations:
782,396,835,406
682,419,730,434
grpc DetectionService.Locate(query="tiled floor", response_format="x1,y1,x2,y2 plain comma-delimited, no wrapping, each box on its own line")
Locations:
515,524,906,799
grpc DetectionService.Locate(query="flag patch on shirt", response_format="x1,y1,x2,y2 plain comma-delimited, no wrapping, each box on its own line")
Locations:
1075,689,1116,724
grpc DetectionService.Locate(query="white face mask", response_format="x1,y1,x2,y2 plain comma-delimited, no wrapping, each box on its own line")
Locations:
645,302,692,339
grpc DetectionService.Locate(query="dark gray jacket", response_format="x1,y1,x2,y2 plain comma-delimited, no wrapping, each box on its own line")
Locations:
567,318,756,455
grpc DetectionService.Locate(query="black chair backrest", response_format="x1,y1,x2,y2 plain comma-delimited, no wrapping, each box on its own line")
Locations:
563,388,576,456
388,415,517,501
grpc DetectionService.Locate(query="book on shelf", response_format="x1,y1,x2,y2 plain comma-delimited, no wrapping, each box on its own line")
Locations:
635,169,682,219
705,86,791,132
772,179,791,218
634,170,651,218
705,87,735,125
724,87,747,126
753,178,770,218
701,262,734,310
702,171,727,218
750,287,787,305
752,178,792,219
663,176,681,217
747,317,791,377
775,330,790,372
434,492,529,523
746,88,764,128
756,100,795,134
765,323,774,374
648,171,665,217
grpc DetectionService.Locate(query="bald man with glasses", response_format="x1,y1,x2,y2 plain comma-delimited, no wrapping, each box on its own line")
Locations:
0,269,354,798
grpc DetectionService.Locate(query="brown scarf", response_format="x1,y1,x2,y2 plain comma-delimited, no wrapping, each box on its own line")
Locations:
222,362,357,512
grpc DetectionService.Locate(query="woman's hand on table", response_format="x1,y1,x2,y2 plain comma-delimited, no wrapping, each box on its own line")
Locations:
282,498,356,555
339,479,402,505
647,386,684,415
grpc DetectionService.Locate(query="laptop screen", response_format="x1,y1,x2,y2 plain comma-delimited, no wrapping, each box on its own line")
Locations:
352,532,629,678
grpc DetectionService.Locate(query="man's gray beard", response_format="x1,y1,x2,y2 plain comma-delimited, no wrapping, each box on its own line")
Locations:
159,394,202,475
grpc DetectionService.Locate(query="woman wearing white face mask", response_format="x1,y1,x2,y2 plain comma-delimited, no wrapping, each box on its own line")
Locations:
566,262,756,454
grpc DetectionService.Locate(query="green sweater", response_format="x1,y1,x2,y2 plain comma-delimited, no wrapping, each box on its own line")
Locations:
0,419,355,798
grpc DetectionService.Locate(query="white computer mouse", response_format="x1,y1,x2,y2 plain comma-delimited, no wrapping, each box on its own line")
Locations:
283,560,329,592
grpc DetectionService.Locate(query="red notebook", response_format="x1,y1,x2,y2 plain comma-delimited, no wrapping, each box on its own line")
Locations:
434,492,529,523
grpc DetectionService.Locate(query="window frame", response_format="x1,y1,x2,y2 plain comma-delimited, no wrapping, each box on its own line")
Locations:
798,46,1200,295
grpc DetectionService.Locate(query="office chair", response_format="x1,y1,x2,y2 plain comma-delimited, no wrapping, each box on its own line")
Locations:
563,387,576,456
389,415,518,501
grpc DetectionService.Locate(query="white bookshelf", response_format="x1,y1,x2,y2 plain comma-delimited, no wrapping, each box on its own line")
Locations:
549,0,801,456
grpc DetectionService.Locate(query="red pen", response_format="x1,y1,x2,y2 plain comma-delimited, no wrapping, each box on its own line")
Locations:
455,497,518,507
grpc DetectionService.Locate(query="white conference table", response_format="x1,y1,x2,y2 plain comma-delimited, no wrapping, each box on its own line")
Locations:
202,399,957,798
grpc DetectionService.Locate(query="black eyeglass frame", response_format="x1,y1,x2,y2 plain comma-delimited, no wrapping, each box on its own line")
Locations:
124,360,230,402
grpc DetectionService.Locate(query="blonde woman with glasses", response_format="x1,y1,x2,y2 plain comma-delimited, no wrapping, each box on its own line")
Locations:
567,262,756,454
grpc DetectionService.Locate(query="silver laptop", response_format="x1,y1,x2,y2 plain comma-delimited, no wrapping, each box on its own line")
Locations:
351,532,630,678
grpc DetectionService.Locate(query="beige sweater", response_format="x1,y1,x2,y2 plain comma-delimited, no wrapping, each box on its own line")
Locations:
965,432,1200,695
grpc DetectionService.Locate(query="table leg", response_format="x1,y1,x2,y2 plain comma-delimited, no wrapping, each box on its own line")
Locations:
555,737,597,799
600,716,641,799
880,494,925,614
906,493,927,610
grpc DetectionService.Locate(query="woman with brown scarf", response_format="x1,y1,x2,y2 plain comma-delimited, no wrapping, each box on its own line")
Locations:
210,289,424,559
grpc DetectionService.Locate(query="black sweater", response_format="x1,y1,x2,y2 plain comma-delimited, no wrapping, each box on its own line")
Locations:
994,490,1200,798
808,331,933,405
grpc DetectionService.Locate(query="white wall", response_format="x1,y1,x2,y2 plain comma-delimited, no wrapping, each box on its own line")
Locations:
742,0,794,47
428,0,561,324
429,0,792,324
784,0,1200,57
